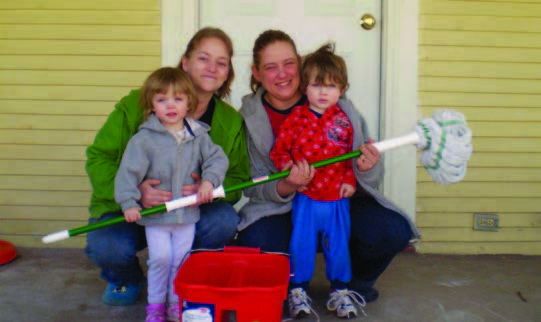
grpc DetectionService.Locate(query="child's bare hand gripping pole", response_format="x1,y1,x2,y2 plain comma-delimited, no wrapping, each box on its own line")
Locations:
197,181,215,204
124,207,142,223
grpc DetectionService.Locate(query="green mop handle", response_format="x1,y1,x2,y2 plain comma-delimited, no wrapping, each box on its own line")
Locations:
224,150,362,194
42,150,362,244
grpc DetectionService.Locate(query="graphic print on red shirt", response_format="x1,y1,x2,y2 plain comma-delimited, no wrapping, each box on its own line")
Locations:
270,103,356,201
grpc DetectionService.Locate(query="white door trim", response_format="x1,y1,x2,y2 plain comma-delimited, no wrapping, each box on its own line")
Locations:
380,1,419,219
161,0,419,219
161,0,199,67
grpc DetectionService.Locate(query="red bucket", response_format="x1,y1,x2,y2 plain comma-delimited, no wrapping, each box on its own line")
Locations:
175,246,290,322
0,240,16,265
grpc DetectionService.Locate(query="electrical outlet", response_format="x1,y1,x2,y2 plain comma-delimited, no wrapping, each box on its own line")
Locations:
473,213,499,232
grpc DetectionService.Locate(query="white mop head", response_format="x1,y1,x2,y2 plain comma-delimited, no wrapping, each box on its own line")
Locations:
415,109,473,184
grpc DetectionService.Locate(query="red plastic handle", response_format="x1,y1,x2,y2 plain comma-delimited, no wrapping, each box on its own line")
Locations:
223,246,261,253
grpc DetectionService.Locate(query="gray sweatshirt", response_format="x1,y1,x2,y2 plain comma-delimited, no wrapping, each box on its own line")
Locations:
114,114,229,226
238,88,419,238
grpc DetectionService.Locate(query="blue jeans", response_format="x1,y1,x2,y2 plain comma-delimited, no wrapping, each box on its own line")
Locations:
237,196,412,290
85,200,239,286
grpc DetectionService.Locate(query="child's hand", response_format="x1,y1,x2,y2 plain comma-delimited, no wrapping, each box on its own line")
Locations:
339,183,356,198
124,207,142,222
197,181,214,204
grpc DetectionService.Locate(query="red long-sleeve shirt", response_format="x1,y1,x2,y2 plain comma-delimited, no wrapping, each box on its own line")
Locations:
270,103,356,201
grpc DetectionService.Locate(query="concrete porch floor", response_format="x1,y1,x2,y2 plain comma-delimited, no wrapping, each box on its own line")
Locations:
0,247,539,322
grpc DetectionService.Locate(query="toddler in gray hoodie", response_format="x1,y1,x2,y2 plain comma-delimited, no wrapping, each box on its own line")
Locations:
114,67,228,322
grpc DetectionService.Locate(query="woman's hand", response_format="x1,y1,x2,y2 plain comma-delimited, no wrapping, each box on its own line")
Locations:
283,159,315,192
339,183,355,198
356,139,380,172
197,180,214,204
139,179,173,208
124,207,141,222
182,173,202,196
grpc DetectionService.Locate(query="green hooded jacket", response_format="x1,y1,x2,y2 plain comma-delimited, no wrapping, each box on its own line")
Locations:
86,89,250,219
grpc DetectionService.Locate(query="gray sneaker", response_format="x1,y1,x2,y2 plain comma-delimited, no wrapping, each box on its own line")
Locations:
326,289,367,319
288,288,312,318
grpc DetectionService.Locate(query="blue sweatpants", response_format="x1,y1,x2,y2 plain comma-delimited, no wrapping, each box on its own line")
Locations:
289,193,351,288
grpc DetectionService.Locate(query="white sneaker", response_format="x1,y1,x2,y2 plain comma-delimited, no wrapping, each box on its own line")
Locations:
288,288,311,318
326,289,367,319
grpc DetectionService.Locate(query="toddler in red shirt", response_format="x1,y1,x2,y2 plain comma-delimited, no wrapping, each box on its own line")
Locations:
271,44,363,319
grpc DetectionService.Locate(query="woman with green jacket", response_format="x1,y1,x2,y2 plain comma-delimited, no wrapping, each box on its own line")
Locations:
84,27,250,306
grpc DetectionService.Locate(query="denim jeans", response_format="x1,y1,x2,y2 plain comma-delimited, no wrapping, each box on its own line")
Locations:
85,200,239,286
236,210,293,253
348,197,412,289
237,196,412,290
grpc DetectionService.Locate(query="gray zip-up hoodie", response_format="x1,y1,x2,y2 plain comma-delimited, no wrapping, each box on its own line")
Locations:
239,88,419,238
114,114,228,226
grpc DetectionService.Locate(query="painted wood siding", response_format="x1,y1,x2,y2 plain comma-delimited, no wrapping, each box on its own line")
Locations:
0,0,160,247
418,0,541,254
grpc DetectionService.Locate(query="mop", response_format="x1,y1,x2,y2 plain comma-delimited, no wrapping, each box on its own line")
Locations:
43,109,472,244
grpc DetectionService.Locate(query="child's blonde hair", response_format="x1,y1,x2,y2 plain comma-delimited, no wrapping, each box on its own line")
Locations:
300,43,349,93
140,67,198,120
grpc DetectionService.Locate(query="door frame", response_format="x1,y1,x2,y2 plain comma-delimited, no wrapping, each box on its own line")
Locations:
161,0,419,219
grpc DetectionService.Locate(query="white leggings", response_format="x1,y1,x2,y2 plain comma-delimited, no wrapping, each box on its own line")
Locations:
145,223,195,304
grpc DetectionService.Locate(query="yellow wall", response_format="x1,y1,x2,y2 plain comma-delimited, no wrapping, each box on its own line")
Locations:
417,0,541,254
3,0,540,254
0,0,161,247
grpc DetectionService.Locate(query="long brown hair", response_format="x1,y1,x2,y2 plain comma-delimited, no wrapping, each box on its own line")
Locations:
300,43,349,93
140,67,198,120
179,27,235,99
250,30,300,93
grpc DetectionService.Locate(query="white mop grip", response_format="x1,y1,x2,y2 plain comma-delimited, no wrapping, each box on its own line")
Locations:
373,132,420,153
165,185,225,212
42,230,70,244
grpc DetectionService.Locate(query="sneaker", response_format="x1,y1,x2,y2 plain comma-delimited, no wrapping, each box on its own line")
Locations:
101,281,145,306
166,303,180,322
288,287,311,318
326,289,367,319
146,303,166,322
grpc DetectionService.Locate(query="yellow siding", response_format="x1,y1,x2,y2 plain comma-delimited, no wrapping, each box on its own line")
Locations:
0,160,86,176
0,0,161,247
418,0,541,254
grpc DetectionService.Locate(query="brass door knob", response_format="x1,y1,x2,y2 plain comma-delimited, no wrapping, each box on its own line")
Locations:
359,14,376,30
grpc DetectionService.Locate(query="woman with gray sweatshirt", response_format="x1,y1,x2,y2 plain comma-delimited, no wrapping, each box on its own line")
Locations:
237,30,419,309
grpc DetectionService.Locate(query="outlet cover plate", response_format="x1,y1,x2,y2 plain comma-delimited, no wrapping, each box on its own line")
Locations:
473,213,499,232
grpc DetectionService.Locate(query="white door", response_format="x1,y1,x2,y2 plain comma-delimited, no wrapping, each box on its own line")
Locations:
199,0,382,140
